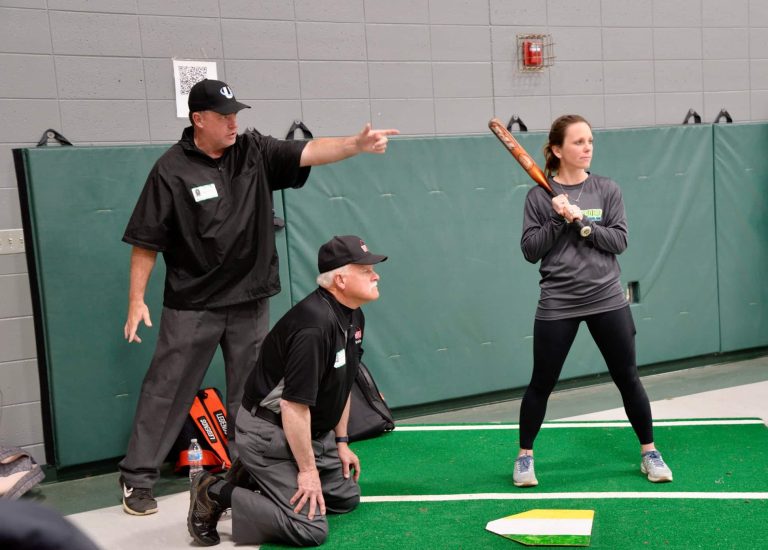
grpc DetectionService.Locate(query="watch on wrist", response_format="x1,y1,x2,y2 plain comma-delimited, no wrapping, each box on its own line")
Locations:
335,436,350,444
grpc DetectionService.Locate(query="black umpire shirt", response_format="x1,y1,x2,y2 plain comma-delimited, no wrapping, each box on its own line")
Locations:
242,287,365,435
123,127,309,310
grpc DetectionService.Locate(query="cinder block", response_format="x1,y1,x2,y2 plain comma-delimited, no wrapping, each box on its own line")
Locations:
653,28,702,60
492,62,550,96
301,99,371,137
237,100,303,139
300,62,369,99
0,100,61,143
0,188,22,228
296,22,365,61
371,98,435,135
0,55,56,99
60,100,150,143
0,316,36,363
750,59,768,89
0,7,51,54
431,26,490,61
364,0,429,23
750,2,768,26
143,58,175,100
489,0,546,25
366,24,430,62
549,61,604,96
601,0,652,26
0,274,32,318
654,61,702,93
750,90,768,119
749,28,768,59
547,0,601,26
703,91,749,122
137,0,219,17
222,20,296,60
295,0,363,22
226,60,300,100
652,0,702,27
369,62,433,99
493,96,552,131
1,144,25,190
219,0,294,20
56,56,145,100
702,0,748,26
1,0,44,7
703,28,748,60
0,401,43,448
604,94,655,128
654,92,703,125
147,100,187,142
602,28,653,60
50,11,140,56
434,97,493,134
429,0,489,25
0,254,28,277
0,360,39,406
49,0,135,13
552,27,603,61
433,62,492,98
550,95,605,127
140,16,221,58
703,60,748,92
603,61,654,94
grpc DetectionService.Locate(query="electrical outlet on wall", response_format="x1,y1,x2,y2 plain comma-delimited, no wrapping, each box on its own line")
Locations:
0,229,25,254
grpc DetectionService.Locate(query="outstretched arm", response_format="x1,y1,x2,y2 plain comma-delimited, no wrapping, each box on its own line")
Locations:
299,123,400,167
333,396,360,482
282,399,326,520
124,246,157,343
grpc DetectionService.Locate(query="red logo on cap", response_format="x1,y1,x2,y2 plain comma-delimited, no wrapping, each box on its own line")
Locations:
360,240,368,252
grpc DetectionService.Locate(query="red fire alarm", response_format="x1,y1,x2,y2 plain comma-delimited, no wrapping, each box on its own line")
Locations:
517,33,554,72
523,39,543,68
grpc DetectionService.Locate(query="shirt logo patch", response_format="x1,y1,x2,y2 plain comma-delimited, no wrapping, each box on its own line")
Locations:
354,327,362,344
192,183,218,202
582,208,602,221
333,348,346,369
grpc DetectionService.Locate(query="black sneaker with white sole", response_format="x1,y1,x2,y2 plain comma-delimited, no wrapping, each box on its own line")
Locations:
119,475,158,515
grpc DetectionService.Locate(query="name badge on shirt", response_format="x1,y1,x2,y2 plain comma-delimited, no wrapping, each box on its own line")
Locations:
191,183,218,202
333,348,346,369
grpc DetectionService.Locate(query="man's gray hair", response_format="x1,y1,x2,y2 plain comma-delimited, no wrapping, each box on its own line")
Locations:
316,264,349,289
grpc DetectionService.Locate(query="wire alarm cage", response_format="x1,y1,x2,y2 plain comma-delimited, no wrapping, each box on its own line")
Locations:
517,33,555,72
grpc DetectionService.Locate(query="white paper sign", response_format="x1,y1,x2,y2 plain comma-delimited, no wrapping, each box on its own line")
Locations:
173,60,218,118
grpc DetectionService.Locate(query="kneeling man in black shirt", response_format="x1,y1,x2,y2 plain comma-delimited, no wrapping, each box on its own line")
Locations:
187,235,387,547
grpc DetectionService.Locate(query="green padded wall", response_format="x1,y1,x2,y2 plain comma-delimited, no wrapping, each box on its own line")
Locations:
283,126,721,408
14,146,292,468
714,123,768,351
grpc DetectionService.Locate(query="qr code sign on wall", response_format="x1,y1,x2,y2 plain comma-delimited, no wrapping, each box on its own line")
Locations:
172,60,217,118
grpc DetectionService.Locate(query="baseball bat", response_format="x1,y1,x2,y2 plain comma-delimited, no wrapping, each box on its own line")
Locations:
488,118,591,238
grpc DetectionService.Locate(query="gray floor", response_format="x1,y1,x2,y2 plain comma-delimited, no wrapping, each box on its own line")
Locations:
25,356,768,549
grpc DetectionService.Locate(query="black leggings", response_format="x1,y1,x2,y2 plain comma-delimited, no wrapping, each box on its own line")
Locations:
519,306,654,449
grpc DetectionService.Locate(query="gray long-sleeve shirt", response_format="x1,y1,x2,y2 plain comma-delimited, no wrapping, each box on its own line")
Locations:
520,173,629,320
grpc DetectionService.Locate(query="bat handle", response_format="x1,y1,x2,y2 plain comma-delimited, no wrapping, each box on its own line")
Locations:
573,217,592,238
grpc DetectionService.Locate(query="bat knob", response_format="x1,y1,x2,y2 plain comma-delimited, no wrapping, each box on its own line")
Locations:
579,225,592,238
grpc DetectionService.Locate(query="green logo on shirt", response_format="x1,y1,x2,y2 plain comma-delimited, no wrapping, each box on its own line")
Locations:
583,208,602,221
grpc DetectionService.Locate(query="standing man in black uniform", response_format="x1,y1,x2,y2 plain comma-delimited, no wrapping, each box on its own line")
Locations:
186,235,386,547
119,79,398,516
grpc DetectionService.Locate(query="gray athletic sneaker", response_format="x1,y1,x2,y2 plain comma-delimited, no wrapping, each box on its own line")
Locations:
641,450,673,482
513,455,538,487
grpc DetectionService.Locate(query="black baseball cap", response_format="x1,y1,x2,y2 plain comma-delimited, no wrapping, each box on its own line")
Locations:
318,235,387,273
188,79,251,114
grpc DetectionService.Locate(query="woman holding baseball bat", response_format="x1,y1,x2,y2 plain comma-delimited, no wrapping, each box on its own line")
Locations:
513,114,673,487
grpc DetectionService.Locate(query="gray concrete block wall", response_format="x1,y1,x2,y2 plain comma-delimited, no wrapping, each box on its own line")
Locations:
2,0,768,465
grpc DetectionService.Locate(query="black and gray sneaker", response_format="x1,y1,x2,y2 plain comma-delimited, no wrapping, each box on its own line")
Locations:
188,470,226,546
119,475,157,516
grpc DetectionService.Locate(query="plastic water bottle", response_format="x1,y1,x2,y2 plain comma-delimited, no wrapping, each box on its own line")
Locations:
188,438,203,483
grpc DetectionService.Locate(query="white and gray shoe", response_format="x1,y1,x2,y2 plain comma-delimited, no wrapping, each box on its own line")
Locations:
641,450,673,482
513,455,538,487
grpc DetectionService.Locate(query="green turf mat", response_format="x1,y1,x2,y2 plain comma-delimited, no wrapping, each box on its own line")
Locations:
351,422,768,495
263,498,768,549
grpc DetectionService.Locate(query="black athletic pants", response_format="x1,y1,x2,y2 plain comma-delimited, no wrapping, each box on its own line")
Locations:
519,306,654,449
